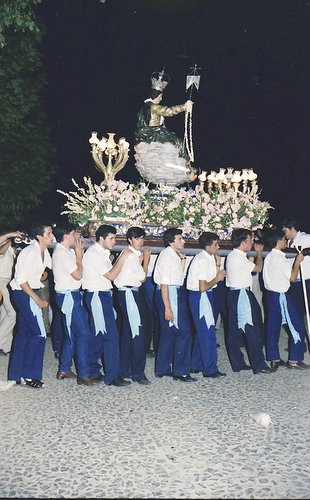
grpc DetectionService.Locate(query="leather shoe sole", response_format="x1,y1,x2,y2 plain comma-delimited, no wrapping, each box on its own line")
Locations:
57,370,77,380
107,376,131,387
132,378,151,385
203,371,226,378
233,365,251,372
253,367,277,374
173,375,197,382
77,376,93,386
287,361,310,370
90,373,105,383
270,359,286,369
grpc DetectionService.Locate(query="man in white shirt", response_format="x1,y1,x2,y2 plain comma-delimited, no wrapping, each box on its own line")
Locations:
263,228,308,370
282,217,310,314
0,230,23,355
226,228,275,374
8,225,54,388
83,224,131,387
186,232,226,378
153,227,196,382
114,227,151,385
52,227,92,386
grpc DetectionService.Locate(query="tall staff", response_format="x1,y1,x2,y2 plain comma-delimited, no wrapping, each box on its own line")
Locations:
184,64,201,163
296,245,310,345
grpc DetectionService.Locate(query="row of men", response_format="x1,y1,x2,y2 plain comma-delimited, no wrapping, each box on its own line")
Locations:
1,217,310,389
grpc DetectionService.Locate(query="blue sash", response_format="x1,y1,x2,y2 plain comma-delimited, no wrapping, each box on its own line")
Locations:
279,293,301,344
118,287,141,338
230,287,253,332
168,285,180,329
29,298,46,338
199,292,215,329
91,291,107,335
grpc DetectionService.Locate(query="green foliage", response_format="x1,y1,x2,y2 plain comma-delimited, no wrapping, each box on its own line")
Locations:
0,28,55,227
0,0,42,47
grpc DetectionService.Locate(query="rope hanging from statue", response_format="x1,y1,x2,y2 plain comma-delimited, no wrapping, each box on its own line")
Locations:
183,65,201,164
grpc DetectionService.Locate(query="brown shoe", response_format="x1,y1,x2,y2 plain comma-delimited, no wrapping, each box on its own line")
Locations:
56,370,77,380
287,361,310,370
77,376,93,386
270,359,286,369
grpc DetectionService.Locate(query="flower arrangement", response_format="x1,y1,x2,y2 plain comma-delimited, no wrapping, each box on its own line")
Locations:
58,178,272,239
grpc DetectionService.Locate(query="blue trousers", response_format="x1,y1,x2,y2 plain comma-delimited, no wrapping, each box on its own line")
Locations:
8,290,46,381
155,286,192,377
117,289,147,381
84,291,121,384
188,290,218,374
265,290,306,361
55,291,90,378
226,289,268,372
140,277,160,353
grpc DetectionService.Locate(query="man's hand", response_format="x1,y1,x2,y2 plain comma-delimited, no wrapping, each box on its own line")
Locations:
143,246,151,262
35,297,48,309
74,237,84,260
254,242,264,254
216,269,226,282
164,308,173,322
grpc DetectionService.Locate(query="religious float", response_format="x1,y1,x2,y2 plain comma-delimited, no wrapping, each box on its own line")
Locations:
58,68,272,242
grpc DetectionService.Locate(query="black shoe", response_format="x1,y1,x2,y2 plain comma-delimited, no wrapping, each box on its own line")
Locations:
90,372,105,383
233,365,251,372
0,349,7,356
203,371,226,378
270,359,286,369
107,376,131,387
253,367,277,374
216,343,221,348
173,375,197,382
190,369,201,373
132,378,151,385
155,373,172,378
54,351,59,360
146,350,155,359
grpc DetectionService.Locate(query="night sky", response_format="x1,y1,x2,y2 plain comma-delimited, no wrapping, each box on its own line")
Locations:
36,0,310,231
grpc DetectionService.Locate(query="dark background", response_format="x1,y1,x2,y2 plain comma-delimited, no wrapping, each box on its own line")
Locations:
36,0,310,231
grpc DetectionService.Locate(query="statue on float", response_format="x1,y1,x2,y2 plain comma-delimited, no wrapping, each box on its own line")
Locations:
134,69,198,186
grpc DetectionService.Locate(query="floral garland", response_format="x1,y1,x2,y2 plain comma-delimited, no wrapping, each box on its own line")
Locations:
58,178,272,239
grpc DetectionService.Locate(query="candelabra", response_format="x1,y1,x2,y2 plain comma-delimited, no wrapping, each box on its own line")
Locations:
199,167,259,196
89,131,130,184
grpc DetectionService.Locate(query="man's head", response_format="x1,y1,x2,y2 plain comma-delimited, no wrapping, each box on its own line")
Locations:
126,226,146,251
231,228,253,251
96,224,117,250
163,227,184,250
264,228,286,251
53,226,77,245
199,231,220,255
30,225,54,248
282,217,299,241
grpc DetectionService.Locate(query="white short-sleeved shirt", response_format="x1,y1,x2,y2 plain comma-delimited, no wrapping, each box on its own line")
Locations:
114,246,145,288
290,231,310,280
10,241,52,290
226,248,255,288
52,243,81,291
263,248,292,293
153,246,184,286
82,242,112,291
186,250,217,291
0,246,15,280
